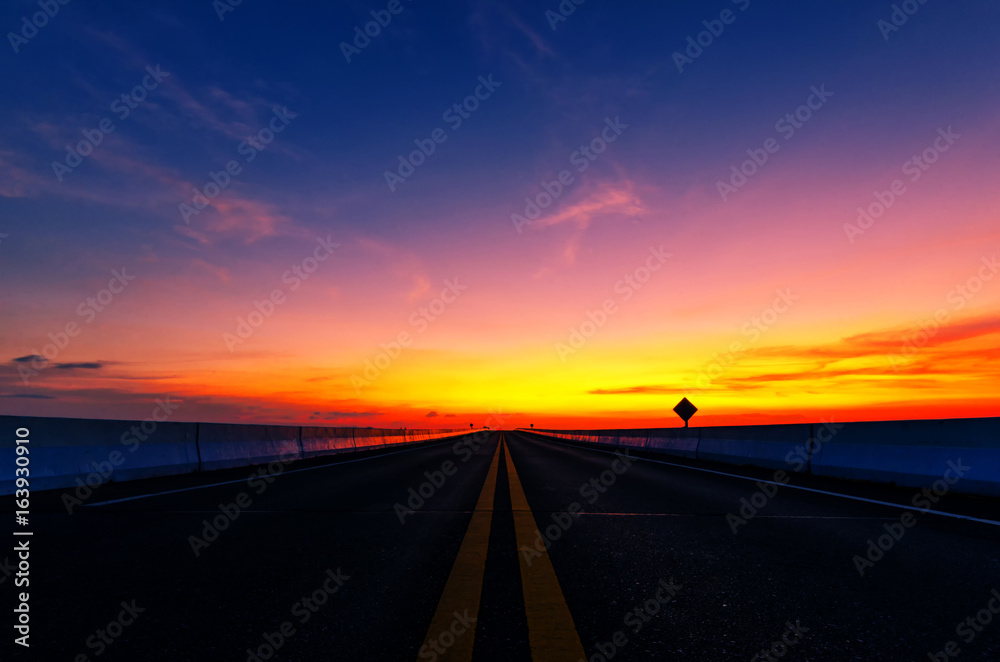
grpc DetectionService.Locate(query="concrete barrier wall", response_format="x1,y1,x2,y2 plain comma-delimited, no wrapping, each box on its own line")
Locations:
697,424,812,472
0,415,467,495
300,427,356,458
615,430,648,448
524,416,1000,497
646,429,700,459
353,428,390,449
197,423,302,471
0,415,199,493
810,418,1000,496
299,427,470,460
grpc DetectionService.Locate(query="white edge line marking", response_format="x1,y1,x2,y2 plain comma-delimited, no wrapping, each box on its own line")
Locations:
514,432,1000,528
85,435,475,507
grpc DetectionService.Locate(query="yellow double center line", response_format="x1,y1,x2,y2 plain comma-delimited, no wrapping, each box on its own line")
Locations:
418,432,585,661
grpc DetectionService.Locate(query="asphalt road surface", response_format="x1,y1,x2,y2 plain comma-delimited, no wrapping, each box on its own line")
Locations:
4,430,1000,661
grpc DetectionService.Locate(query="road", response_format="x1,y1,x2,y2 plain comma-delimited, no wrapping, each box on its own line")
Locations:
5,430,1000,660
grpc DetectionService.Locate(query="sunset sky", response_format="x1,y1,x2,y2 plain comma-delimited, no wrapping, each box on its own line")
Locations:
1,0,998,429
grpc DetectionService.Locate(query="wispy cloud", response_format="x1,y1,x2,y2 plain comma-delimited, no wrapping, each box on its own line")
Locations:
525,179,645,268
178,195,302,244
10,357,108,371
0,393,56,399
308,411,382,421
408,274,431,301
530,180,644,231
589,385,678,395
0,150,44,198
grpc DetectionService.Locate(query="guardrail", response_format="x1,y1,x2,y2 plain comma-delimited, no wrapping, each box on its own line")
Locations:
520,417,1000,497
0,415,471,494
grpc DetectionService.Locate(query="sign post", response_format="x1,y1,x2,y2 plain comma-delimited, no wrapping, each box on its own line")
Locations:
673,398,697,428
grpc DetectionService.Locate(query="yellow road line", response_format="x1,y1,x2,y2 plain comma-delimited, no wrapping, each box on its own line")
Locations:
502,432,587,661
417,437,502,661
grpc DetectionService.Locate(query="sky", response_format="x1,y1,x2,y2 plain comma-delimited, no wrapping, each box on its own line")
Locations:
1,0,998,430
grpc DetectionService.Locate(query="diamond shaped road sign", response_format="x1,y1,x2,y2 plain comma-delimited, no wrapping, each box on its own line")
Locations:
673,398,697,427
